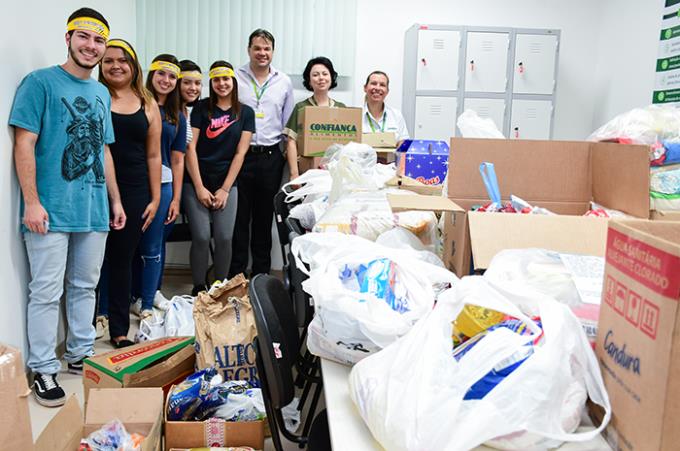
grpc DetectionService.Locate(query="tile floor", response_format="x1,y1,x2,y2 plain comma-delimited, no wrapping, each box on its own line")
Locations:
28,268,307,451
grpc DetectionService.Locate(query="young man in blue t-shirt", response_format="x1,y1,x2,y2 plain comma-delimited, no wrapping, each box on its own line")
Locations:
9,7,125,407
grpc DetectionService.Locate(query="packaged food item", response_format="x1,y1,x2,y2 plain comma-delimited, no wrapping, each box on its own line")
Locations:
453,318,543,400
193,275,258,387
81,419,144,451
452,304,505,346
167,368,219,421
168,369,265,422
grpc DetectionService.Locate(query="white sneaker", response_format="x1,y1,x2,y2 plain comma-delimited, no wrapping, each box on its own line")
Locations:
130,297,143,317
95,315,108,339
153,290,171,310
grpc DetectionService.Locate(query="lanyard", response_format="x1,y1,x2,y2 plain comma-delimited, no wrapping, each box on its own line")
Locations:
250,77,272,107
366,110,386,132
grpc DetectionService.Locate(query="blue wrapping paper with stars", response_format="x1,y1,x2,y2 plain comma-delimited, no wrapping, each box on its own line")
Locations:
396,139,449,186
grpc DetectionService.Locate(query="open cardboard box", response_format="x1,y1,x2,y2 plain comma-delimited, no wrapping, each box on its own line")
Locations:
164,384,265,450
83,336,195,402
0,344,33,450
35,388,163,451
443,138,651,276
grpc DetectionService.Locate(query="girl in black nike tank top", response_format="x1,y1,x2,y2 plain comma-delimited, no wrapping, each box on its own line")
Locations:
184,60,255,293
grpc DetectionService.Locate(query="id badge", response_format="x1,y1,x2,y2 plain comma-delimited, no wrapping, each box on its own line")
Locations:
255,111,265,119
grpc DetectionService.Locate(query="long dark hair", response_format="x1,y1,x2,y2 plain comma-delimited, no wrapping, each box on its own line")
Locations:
145,53,181,125
98,39,153,107
208,60,241,120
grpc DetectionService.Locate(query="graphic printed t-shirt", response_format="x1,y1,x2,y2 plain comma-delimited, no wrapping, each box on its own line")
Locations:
9,65,115,232
190,98,255,192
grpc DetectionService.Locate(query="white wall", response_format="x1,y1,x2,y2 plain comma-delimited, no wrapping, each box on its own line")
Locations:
352,0,612,140
0,1,136,352
591,0,663,129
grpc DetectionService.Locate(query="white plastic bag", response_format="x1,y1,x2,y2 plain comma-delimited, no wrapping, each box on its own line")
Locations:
292,232,458,365
349,276,611,451
288,196,328,230
281,169,333,203
164,295,195,337
587,104,680,145
135,310,165,343
484,249,604,346
313,190,437,247
457,109,505,139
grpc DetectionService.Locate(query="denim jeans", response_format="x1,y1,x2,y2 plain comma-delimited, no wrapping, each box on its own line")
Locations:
132,182,172,310
24,231,107,375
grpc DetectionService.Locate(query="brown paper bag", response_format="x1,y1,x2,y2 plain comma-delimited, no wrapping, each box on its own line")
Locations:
193,274,259,386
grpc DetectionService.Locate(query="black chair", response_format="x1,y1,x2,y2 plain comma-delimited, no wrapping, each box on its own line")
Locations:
250,274,329,451
274,187,301,291
285,216,306,237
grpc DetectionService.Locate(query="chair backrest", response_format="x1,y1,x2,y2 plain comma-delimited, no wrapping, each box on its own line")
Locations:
273,189,293,248
285,216,306,237
287,246,314,329
249,274,298,409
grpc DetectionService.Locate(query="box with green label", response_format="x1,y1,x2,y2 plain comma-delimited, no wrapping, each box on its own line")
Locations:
298,106,362,156
83,336,195,402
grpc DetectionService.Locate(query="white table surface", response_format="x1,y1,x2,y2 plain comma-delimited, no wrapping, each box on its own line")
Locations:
320,358,612,451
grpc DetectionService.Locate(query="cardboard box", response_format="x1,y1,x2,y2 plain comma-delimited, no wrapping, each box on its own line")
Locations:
590,219,680,451
443,138,651,276
298,156,323,175
164,385,265,450
362,131,397,150
386,175,443,196
396,139,449,186
35,388,163,451
387,193,462,214
0,344,33,450
298,106,362,156
83,336,195,402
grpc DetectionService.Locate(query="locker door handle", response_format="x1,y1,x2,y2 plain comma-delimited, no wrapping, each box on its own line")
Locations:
421,58,427,66
513,127,520,139
518,62,524,74
470,60,475,71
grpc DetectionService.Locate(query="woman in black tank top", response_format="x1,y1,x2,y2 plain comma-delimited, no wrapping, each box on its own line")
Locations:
97,39,162,348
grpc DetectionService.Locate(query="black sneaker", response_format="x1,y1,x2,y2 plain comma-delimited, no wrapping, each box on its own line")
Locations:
33,373,66,407
67,359,84,375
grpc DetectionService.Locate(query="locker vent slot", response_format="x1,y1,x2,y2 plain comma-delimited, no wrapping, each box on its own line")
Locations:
530,43,542,54
481,40,494,52
429,105,443,115
476,106,490,117
526,108,538,119
433,39,445,50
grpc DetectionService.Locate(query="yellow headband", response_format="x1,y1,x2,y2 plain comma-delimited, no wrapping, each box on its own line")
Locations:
67,17,110,40
209,67,235,79
107,39,136,60
179,71,202,80
149,60,180,77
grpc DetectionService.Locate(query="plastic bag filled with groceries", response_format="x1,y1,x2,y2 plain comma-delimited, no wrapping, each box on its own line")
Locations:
483,248,604,347
349,276,611,451
291,232,458,365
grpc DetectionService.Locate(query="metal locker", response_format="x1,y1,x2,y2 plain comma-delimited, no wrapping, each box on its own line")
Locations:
415,96,458,142
464,32,509,93
512,34,558,95
510,99,553,140
416,29,461,91
462,98,506,134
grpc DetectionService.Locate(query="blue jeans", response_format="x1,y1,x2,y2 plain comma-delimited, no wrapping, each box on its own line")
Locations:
24,231,107,375
132,182,172,310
